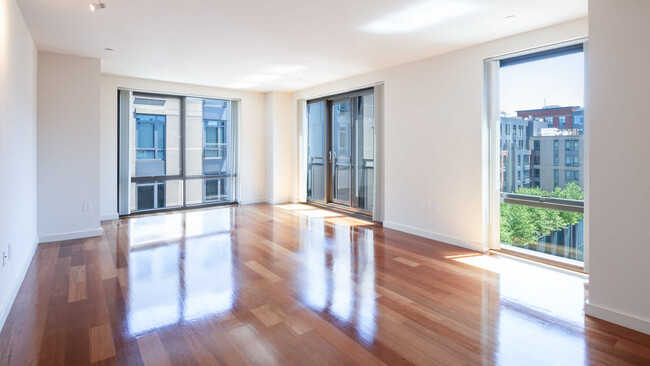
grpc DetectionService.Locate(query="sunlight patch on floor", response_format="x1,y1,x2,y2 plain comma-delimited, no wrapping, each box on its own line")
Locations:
276,204,343,218
325,216,374,227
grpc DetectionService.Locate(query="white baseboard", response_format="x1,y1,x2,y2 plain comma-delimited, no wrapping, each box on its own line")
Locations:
38,228,103,243
585,301,650,335
383,221,487,253
100,213,119,221
0,238,38,333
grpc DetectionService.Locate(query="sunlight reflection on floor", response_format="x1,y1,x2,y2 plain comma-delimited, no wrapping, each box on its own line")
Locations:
454,254,587,327
276,204,374,226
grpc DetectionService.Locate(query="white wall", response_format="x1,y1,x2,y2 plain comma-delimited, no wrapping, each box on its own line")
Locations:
0,0,37,329
585,0,650,335
264,91,294,204
291,19,588,252
37,52,102,242
100,74,267,218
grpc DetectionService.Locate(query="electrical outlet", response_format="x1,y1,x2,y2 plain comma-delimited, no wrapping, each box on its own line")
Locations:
2,251,7,267
434,203,441,213
83,201,93,212
419,201,426,210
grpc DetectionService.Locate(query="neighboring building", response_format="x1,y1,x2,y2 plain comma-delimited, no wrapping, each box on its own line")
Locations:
500,116,532,192
517,105,584,133
529,128,584,192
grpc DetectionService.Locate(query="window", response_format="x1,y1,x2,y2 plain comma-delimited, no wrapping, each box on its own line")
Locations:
136,114,165,161
565,170,579,184
205,178,227,202
136,182,165,211
566,139,579,151
545,116,553,126
119,92,237,214
517,155,521,166
203,99,229,168
565,154,580,167
135,114,166,177
492,41,586,263
203,119,227,175
573,113,584,130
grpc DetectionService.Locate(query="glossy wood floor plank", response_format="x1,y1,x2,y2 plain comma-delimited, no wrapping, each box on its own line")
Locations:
1,203,650,365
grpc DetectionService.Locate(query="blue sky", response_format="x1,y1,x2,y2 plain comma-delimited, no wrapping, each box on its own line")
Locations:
500,52,584,116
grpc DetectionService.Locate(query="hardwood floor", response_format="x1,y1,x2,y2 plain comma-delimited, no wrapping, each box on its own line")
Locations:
1,203,650,365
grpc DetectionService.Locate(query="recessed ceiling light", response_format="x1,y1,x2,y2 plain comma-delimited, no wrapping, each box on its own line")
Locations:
104,48,113,51
505,14,516,19
89,2,106,11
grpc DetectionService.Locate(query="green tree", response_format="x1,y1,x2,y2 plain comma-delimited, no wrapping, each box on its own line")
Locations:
500,183,584,247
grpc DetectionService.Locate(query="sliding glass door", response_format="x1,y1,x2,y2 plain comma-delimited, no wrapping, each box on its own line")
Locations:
118,91,237,215
307,89,374,214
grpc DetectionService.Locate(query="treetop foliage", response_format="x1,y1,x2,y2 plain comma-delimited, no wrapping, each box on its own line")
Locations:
501,182,583,247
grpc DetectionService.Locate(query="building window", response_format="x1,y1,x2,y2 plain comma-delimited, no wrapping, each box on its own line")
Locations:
135,114,166,177
205,178,227,202
565,170,579,184
565,139,579,151
136,182,165,211
573,113,584,129
565,154,580,167
532,140,540,164
554,169,559,187
136,114,166,161
559,116,566,129
545,116,553,126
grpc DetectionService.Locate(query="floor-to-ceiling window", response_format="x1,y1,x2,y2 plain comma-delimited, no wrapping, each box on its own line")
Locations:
487,41,587,267
306,88,375,215
118,91,238,215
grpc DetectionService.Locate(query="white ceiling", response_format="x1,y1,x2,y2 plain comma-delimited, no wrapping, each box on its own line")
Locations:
17,0,587,92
